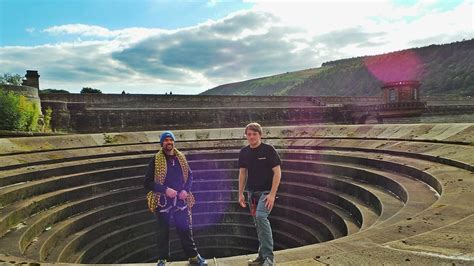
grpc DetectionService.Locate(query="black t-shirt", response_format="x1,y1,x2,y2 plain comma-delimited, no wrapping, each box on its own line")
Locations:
238,142,281,191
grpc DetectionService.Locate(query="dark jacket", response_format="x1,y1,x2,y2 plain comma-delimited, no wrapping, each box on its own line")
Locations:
143,155,193,194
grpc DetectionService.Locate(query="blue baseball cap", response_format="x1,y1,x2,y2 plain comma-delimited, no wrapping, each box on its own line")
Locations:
160,131,175,146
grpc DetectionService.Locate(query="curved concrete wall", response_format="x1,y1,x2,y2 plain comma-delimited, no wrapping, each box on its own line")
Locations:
0,123,473,265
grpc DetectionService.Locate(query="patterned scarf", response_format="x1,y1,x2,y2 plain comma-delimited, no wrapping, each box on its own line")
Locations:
146,148,195,214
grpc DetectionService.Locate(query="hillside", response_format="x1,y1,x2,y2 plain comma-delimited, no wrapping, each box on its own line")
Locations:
201,39,474,96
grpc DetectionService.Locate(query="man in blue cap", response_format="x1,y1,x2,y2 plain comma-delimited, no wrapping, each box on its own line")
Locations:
144,131,207,266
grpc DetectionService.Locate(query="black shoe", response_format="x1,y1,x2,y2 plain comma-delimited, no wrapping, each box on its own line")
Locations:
248,256,264,265
189,254,208,266
157,259,166,266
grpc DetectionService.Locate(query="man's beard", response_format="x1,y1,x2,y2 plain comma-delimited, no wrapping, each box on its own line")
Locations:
165,144,174,151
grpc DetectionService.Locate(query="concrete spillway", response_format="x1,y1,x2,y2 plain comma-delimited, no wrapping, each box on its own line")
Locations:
0,124,473,265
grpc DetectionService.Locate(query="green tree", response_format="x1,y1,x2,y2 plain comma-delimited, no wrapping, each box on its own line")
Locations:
80,87,102,94
40,88,70,94
0,73,23,85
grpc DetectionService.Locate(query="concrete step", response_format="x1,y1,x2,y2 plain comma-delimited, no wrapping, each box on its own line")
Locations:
0,164,145,208
0,144,449,263
282,171,381,227
0,174,144,237
66,207,304,262
19,186,141,254
279,183,363,235
56,209,151,262
0,154,149,187
34,197,144,261
85,213,311,263
0,163,422,262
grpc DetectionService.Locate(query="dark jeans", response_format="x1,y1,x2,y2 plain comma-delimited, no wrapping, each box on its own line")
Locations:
155,208,198,260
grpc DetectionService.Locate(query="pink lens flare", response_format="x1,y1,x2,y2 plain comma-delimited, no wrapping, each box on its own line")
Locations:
364,50,423,83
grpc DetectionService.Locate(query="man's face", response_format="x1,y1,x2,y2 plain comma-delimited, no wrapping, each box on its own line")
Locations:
245,129,261,146
162,137,174,151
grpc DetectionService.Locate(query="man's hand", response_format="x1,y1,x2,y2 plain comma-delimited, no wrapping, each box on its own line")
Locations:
165,187,177,198
264,193,276,211
238,193,247,208
178,190,188,200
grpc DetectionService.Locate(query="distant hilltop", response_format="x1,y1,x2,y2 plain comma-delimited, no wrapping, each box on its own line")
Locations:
201,39,473,97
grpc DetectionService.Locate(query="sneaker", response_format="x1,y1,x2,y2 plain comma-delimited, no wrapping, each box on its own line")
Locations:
262,257,274,266
157,259,166,266
248,256,265,265
189,254,208,266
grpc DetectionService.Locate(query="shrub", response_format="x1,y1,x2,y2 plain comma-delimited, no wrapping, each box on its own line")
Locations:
40,88,70,94
18,96,39,131
43,107,53,132
0,90,21,130
0,89,41,131
81,87,102,94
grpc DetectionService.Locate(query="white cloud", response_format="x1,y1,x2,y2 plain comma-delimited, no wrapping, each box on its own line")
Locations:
206,0,219,7
252,0,473,55
43,24,165,45
1,0,473,94
43,24,115,37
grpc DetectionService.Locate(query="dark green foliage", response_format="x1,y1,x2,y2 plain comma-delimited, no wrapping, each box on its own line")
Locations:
80,87,102,94
40,88,70,94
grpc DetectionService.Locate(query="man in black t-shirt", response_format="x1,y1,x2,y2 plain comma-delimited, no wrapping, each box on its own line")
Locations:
238,123,282,266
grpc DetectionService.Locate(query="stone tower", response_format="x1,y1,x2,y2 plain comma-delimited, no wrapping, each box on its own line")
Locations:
381,80,421,104
22,70,40,89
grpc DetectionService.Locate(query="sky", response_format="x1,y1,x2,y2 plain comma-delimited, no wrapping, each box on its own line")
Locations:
0,0,473,94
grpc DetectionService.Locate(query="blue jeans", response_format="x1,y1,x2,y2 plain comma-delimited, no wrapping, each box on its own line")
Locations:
248,191,274,263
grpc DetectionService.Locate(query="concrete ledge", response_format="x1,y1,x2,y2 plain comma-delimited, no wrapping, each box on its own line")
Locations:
1,124,473,156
